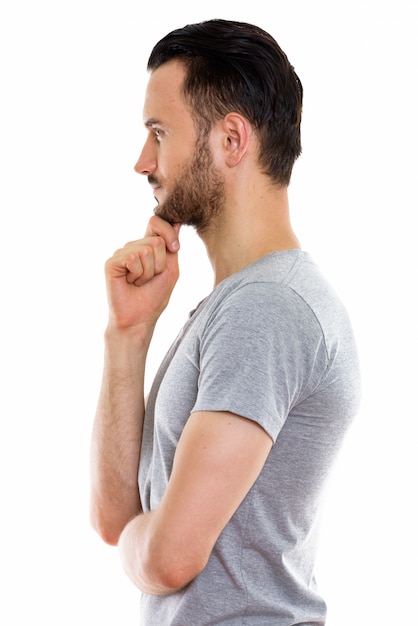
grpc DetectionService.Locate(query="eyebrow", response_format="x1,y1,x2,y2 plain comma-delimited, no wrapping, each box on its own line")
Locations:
144,118,164,128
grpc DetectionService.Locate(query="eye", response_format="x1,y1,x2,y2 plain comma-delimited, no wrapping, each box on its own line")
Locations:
153,128,164,142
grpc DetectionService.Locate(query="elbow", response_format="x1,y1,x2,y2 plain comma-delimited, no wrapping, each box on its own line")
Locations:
92,520,120,547
90,502,125,547
119,518,209,594
153,555,207,593
144,540,210,594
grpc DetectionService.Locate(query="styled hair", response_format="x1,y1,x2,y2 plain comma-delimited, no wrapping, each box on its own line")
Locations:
147,19,303,186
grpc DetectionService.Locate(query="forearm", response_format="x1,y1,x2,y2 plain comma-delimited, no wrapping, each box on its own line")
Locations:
90,323,154,545
90,217,181,545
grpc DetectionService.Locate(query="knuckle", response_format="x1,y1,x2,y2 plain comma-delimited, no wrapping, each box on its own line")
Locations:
154,236,166,251
141,243,154,259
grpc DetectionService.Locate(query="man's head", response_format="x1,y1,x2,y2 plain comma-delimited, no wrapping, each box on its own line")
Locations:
147,19,303,188
137,60,225,231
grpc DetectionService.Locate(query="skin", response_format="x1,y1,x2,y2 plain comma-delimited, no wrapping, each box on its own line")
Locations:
90,59,301,594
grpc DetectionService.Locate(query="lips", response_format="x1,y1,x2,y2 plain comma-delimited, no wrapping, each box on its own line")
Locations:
151,184,162,199
150,183,162,205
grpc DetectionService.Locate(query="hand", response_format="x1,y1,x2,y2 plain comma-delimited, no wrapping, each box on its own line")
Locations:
104,216,181,330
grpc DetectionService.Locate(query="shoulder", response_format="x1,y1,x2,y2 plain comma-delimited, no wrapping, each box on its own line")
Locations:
206,252,324,332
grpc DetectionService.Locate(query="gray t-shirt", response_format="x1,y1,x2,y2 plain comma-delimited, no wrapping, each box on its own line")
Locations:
139,251,361,625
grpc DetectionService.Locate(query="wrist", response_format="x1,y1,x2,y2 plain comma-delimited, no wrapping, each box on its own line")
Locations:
104,320,155,349
103,323,155,375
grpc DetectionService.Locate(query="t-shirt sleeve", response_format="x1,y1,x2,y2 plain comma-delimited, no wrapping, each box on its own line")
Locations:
191,282,328,442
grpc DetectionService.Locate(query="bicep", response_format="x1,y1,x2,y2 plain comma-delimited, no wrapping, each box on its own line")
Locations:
155,410,273,568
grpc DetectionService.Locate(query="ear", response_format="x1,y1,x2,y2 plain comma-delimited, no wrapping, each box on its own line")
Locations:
221,113,250,167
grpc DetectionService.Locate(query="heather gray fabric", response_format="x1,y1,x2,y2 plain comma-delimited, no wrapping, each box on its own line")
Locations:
139,250,361,625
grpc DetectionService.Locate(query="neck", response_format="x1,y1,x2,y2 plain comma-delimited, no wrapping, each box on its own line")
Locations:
198,185,301,286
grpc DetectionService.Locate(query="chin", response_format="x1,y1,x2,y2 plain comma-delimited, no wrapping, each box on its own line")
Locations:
153,204,178,226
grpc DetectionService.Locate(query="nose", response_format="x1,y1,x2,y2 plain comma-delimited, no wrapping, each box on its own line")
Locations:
134,137,157,176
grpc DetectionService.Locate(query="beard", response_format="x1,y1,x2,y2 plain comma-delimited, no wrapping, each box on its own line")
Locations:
151,135,225,232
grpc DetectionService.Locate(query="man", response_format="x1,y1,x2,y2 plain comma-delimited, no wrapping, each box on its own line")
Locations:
90,19,361,625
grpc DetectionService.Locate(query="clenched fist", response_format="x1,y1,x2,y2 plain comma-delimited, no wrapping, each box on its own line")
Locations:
104,216,181,330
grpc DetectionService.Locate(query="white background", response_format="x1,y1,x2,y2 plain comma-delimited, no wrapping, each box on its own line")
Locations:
1,1,417,624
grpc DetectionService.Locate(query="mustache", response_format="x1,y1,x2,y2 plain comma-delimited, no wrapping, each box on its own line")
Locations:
148,175,160,186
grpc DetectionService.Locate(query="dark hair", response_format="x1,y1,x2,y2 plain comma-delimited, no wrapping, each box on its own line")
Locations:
147,19,303,186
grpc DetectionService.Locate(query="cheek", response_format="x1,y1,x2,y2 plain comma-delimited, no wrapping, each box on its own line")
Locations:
206,131,224,168
160,148,191,184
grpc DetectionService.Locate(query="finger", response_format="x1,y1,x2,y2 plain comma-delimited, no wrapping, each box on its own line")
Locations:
127,236,167,277
107,235,170,285
121,250,144,285
145,216,181,252
149,235,168,275
130,245,156,286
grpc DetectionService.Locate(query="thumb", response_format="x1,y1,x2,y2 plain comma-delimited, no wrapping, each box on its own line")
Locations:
170,223,181,251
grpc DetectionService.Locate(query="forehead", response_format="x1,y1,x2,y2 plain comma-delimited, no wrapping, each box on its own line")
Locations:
143,60,192,126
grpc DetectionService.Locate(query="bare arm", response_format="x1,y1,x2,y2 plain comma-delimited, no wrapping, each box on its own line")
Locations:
90,217,181,546
118,410,273,594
